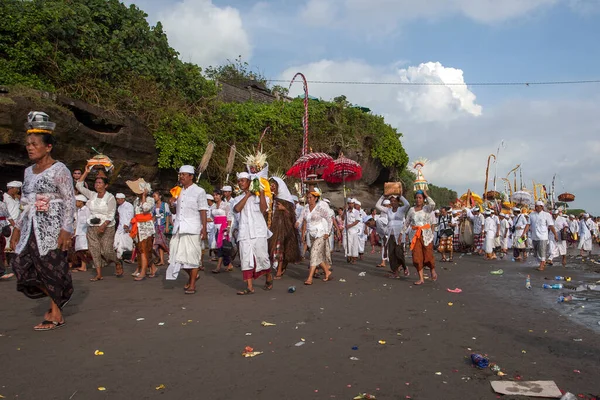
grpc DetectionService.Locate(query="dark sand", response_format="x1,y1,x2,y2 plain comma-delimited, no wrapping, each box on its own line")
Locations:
1,250,599,400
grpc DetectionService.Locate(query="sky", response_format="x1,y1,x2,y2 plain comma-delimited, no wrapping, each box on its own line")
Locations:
129,0,600,213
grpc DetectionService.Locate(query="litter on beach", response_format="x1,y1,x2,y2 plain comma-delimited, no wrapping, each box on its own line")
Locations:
490,381,562,398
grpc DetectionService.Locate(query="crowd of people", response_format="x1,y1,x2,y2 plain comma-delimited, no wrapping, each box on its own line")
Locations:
1,111,598,331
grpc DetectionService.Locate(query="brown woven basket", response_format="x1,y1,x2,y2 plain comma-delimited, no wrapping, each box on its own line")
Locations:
384,182,403,196
484,190,500,200
558,192,575,202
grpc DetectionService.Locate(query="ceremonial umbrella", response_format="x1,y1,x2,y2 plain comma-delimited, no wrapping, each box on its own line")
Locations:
286,152,334,179
460,191,483,206
511,190,533,206
322,155,362,184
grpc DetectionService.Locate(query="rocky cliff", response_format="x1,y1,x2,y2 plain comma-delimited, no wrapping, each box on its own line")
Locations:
0,87,162,194
0,87,399,208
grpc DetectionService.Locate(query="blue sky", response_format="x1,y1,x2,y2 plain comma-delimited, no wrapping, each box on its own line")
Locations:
130,0,600,212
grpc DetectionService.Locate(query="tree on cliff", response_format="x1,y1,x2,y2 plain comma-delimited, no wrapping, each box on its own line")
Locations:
0,0,412,186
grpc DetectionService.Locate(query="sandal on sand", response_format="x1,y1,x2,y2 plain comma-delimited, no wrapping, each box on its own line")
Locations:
263,281,273,291
211,269,221,274
403,269,410,277
304,281,313,285
184,289,196,295
414,281,424,286
237,288,255,295
90,277,103,282
34,320,65,331
376,264,386,268
322,275,333,282
134,276,146,281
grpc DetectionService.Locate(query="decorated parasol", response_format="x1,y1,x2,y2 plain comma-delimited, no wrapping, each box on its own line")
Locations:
286,152,334,179
322,154,362,184
460,191,483,207
411,158,429,191
511,190,533,206
323,153,362,198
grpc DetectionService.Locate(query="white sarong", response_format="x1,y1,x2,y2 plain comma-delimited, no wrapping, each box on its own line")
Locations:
484,231,495,254
113,231,133,259
343,230,359,258
239,237,270,274
166,233,202,280
75,235,89,252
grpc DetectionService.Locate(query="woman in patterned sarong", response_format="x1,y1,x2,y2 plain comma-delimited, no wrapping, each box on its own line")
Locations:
10,112,75,331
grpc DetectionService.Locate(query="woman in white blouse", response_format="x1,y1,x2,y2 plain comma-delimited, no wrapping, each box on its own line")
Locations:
77,166,120,281
10,112,75,331
301,188,333,285
405,190,437,285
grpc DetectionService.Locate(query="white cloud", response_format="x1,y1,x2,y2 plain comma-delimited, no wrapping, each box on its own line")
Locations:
279,59,600,213
300,0,559,31
280,60,482,123
154,0,252,67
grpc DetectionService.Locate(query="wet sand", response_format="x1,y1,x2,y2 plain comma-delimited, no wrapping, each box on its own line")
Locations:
1,249,599,399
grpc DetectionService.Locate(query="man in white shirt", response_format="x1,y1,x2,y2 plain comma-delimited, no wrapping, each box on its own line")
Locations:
166,165,208,294
375,199,391,268
499,213,510,257
354,200,367,259
578,213,594,257
466,207,485,255
232,172,272,295
3,181,22,250
524,201,557,271
568,215,578,248
343,198,361,264
114,193,134,270
549,210,568,267
375,194,410,276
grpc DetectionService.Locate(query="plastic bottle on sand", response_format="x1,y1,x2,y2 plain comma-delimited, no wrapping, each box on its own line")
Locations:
542,283,563,289
525,275,531,289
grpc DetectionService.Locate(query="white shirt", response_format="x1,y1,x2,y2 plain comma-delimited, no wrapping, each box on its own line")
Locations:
466,209,484,234
76,182,116,227
232,194,271,240
173,184,209,235
116,201,134,234
302,201,333,238
553,216,568,239
376,196,410,238
3,193,20,221
344,208,361,234
75,206,91,237
528,211,554,241
484,216,497,234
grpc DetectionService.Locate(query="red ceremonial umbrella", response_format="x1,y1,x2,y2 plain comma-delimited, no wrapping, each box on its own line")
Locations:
322,155,362,184
286,152,334,178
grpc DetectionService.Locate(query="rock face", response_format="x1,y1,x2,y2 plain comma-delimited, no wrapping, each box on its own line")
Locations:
0,87,160,194
0,87,398,208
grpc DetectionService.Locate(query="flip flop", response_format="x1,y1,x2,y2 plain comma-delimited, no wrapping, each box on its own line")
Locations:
184,289,197,295
304,281,313,285
0,273,15,281
447,288,462,293
322,275,334,282
134,276,146,281
89,277,103,282
236,288,255,295
34,320,65,331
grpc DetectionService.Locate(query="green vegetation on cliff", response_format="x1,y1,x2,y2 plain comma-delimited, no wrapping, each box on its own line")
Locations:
1,0,409,181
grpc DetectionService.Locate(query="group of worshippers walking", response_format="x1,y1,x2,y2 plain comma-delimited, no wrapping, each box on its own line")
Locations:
347,190,437,285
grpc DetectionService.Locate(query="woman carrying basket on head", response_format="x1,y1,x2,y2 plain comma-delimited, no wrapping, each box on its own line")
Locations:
405,190,437,285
